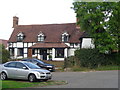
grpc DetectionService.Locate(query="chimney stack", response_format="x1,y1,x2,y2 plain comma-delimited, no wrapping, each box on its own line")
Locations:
13,16,19,28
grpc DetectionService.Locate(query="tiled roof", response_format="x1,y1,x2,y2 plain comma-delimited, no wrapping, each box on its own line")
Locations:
30,43,69,48
8,23,84,43
0,39,8,48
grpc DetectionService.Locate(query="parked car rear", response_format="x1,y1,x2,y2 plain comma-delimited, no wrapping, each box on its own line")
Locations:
0,61,52,82
21,58,55,72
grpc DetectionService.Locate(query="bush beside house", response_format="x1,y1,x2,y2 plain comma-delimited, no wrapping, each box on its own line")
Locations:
64,49,120,69
0,44,10,63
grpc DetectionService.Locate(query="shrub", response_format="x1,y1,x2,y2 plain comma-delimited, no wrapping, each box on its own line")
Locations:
63,56,80,68
0,44,10,63
105,52,120,65
75,48,106,68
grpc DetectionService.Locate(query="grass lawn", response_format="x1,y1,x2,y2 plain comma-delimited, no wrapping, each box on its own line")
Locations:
71,65,119,72
1,80,67,89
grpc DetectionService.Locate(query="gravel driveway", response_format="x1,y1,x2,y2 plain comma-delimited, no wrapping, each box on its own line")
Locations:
38,70,118,88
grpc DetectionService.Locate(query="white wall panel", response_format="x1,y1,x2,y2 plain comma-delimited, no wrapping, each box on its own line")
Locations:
24,43,27,47
68,48,76,56
24,54,27,58
24,48,28,53
28,43,33,47
17,42,23,47
13,43,17,47
81,38,95,48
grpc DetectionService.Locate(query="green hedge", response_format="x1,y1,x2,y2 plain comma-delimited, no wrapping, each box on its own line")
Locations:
75,49,120,68
75,49,106,68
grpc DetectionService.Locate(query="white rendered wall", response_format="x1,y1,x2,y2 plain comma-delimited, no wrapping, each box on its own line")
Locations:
13,43,17,47
28,43,33,47
81,38,95,48
24,43,27,47
17,42,23,47
68,48,76,56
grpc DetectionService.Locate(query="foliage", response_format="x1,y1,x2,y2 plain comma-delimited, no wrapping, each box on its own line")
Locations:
63,56,80,68
0,44,10,63
72,2,120,53
75,48,106,68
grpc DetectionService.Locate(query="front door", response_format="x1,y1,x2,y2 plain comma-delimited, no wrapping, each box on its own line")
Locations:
40,49,47,60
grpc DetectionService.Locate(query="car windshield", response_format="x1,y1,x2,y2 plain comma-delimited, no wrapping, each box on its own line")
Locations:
24,62,41,69
33,59,45,64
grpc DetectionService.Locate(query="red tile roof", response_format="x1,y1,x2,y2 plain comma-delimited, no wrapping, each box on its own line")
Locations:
0,39,8,48
30,43,69,48
8,23,84,43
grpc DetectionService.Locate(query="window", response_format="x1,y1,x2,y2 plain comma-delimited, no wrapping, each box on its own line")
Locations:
62,32,69,42
38,36,44,42
17,32,24,42
4,62,16,68
55,48,64,58
16,62,26,69
37,32,45,42
17,48,23,56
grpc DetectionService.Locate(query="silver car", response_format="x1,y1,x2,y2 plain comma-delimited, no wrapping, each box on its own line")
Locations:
0,61,52,82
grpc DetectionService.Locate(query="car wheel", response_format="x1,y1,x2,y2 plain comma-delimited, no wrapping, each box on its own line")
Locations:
0,72,7,80
28,74,36,82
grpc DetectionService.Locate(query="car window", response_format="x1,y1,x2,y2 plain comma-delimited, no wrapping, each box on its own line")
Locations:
16,62,26,69
33,59,44,64
24,62,40,69
4,62,16,68
32,60,38,64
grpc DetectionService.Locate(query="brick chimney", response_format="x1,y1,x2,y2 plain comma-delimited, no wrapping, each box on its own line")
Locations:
13,16,19,28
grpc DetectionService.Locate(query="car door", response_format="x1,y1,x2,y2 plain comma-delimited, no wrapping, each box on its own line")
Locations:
15,62,29,79
4,62,17,78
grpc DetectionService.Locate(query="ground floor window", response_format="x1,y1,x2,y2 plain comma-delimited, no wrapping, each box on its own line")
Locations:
55,48,64,58
17,48,23,56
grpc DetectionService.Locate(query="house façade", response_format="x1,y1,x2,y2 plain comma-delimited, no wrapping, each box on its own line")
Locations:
8,16,94,61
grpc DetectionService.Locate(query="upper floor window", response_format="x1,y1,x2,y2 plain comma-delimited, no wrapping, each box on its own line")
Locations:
17,32,24,42
37,32,45,42
62,32,69,42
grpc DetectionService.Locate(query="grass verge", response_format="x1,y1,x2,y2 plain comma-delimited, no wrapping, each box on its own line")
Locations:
71,65,119,72
2,80,67,89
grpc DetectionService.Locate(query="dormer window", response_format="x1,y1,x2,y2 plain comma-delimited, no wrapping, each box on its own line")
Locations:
62,32,69,42
37,32,45,42
17,32,24,42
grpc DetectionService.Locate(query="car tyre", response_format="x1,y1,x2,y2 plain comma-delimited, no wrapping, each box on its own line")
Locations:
28,74,36,82
0,72,7,80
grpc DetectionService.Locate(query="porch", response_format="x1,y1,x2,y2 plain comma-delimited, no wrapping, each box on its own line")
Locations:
28,43,69,61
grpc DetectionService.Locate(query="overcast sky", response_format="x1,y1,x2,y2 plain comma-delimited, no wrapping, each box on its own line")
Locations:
0,0,76,40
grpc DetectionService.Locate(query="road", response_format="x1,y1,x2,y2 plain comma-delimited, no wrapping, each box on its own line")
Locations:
38,70,118,88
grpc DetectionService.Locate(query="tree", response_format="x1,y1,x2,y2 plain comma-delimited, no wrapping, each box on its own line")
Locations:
72,1,120,53
0,44,10,63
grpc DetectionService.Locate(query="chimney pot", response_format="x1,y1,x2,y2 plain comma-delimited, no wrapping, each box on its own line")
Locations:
13,16,19,28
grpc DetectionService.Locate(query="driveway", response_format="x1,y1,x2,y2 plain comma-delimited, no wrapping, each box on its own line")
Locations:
38,70,118,88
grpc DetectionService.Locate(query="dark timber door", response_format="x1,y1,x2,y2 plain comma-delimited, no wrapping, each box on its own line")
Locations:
41,49,47,60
